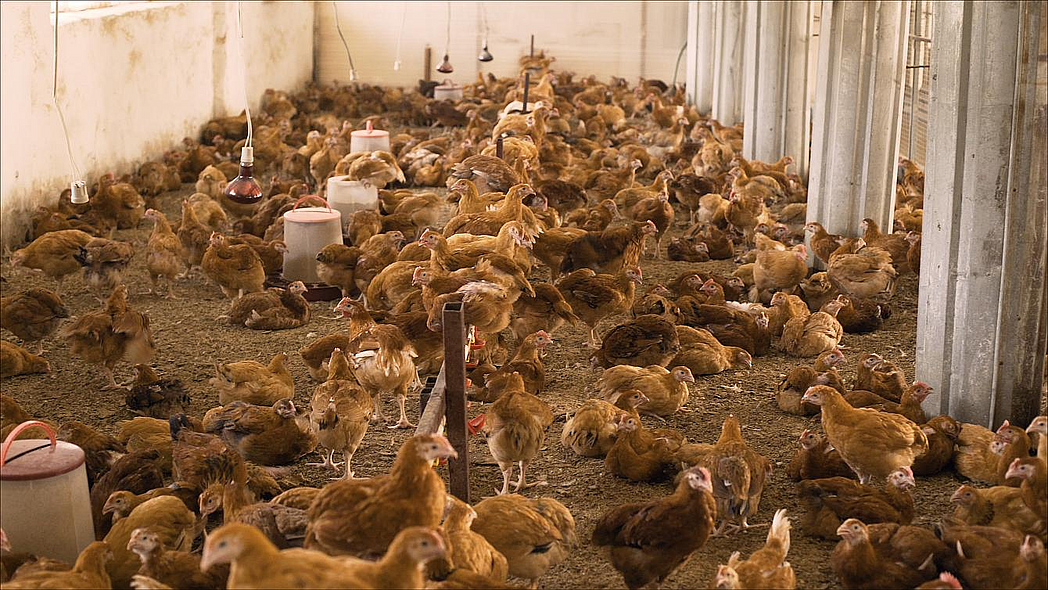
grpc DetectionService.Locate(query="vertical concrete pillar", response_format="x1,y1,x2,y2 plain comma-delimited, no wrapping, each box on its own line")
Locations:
916,0,1046,427
685,1,716,114
741,0,813,173
711,1,747,124
806,0,909,238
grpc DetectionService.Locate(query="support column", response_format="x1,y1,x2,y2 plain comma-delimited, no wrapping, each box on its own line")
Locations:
711,1,746,124
741,0,813,173
806,0,908,237
916,1,1046,427
685,1,715,114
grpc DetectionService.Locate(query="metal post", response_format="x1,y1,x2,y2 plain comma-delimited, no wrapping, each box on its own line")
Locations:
441,302,470,502
522,72,530,114
424,46,432,82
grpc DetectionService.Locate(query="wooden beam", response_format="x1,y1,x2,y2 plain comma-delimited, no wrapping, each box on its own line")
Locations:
441,301,470,503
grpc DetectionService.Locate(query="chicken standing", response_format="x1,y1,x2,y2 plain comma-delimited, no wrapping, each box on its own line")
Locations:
10,229,93,294
143,209,184,298
201,232,266,299
308,349,373,479
61,285,155,388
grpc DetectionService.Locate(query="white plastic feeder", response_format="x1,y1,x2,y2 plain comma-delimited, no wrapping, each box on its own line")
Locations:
350,120,391,153
434,81,464,102
327,175,379,222
282,197,343,283
0,421,94,563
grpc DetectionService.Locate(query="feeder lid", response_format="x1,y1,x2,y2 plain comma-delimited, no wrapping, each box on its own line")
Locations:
351,120,389,138
284,206,341,224
436,79,461,89
0,439,85,481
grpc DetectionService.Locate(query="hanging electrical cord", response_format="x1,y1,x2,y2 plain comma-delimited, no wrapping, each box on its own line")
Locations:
393,2,407,70
444,2,452,55
671,41,687,89
331,2,357,81
52,1,85,199
235,1,253,148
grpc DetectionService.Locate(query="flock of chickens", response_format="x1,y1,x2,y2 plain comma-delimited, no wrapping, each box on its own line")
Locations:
1,49,1046,590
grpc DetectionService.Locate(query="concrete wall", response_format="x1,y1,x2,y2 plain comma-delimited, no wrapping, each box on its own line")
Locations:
315,1,689,87
0,1,314,246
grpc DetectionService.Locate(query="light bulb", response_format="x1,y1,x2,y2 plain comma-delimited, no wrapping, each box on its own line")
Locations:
478,40,493,62
225,146,263,206
69,180,89,204
349,69,358,82
393,60,402,71
437,53,454,73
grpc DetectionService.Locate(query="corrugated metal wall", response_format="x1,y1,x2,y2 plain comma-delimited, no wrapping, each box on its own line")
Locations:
315,2,689,88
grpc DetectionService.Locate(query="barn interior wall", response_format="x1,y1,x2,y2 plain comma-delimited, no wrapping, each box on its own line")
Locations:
0,1,314,246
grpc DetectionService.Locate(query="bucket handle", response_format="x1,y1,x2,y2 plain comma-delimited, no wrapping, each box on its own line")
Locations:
0,421,57,467
291,195,332,213
365,120,374,133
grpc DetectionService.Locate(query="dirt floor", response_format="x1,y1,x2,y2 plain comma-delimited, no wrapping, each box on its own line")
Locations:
0,183,1026,589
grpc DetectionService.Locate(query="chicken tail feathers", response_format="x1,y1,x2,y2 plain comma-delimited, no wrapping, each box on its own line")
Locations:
767,508,791,556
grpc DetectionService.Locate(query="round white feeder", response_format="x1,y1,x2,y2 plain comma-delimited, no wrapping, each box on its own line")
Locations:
282,197,343,283
327,175,379,223
350,120,391,153
433,81,464,101
0,421,94,563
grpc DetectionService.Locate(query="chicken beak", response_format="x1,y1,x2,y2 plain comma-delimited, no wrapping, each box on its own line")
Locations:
1004,459,1023,481
949,488,966,504
436,437,459,459
835,523,851,538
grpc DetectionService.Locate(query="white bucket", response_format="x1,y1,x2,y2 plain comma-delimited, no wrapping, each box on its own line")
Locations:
434,82,464,102
350,120,391,153
282,197,343,283
0,421,94,563
327,175,379,222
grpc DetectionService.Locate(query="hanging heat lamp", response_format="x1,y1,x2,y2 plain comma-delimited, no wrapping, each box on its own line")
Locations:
224,2,262,206
436,2,454,73
478,2,493,62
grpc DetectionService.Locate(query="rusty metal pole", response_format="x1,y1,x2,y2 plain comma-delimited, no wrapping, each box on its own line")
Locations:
522,72,530,114
424,46,432,82
441,301,470,502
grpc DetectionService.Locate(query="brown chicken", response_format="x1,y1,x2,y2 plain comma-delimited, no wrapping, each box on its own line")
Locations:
1028,415,1048,460
799,467,916,539
564,199,620,232
203,398,316,465
315,243,361,297
201,232,266,299
776,352,847,415
832,519,946,589
670,325,752,376
854,353,907,401
599,364,695,418
802,385,928,483
479,373,554,495
556,266,642,347
1,289,68,354
305,434,458,557
845,380,932,424
200,523,369,588
0,341,50,379
712,509,795,589
952,420,1032,485
779,299,844,357
592,314,680,369
561,391,648,458
435,496,509,583
937,523,1046,590
826,239,897,301
61,285,155,388
223,281,310,330
175,200,211,278
141,209,184,298
2,542,112,589
861,218,909,271
308,349,373,478
604,415,684,482
685,415,772,534
197,481,308,549
127,527,226,590
510,283,579,341
786,429,854,481
210,351,294,405
472,331,551,400
753,246,808,299
950,484,1045,539
91,450,168,536
911,415,960,476
592,466,716,590
91,175,146,229
804,222,844,264
559,220,656,276
471,494,577,586
627,192,675,258
348,321,419,429
10,229,94,293
1005,457,1047,523
103,495,197,588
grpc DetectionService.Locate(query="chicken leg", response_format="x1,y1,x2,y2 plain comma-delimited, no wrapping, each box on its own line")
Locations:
307,448,343,472
388,392,415,429
102,366,120,390
512,460,547,492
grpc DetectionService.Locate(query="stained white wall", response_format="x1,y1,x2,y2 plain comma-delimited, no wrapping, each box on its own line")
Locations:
0,1,314,246
316,1,689,87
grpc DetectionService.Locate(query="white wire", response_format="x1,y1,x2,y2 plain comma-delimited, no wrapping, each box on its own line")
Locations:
52,1,82,180
444,2,452,54
236,1,253,148
393,2,407,69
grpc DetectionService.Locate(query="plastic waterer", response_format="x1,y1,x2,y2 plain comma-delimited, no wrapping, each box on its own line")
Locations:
282,196,343,283
350,120,391,153
0,421,94,563
434,81,464,102
327,176,379,222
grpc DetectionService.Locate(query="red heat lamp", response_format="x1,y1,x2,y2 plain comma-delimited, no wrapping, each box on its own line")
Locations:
225,146,263,205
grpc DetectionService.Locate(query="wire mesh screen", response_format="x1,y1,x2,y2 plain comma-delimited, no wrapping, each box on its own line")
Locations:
899,1,933,166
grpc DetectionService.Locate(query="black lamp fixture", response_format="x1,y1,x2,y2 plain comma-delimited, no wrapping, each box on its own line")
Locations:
436,2,454,73
478,3,493,62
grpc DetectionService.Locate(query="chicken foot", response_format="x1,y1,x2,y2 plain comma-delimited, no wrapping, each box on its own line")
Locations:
512,460,547,492
102,366,121,390
307,449,344,472
387,393,416,429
